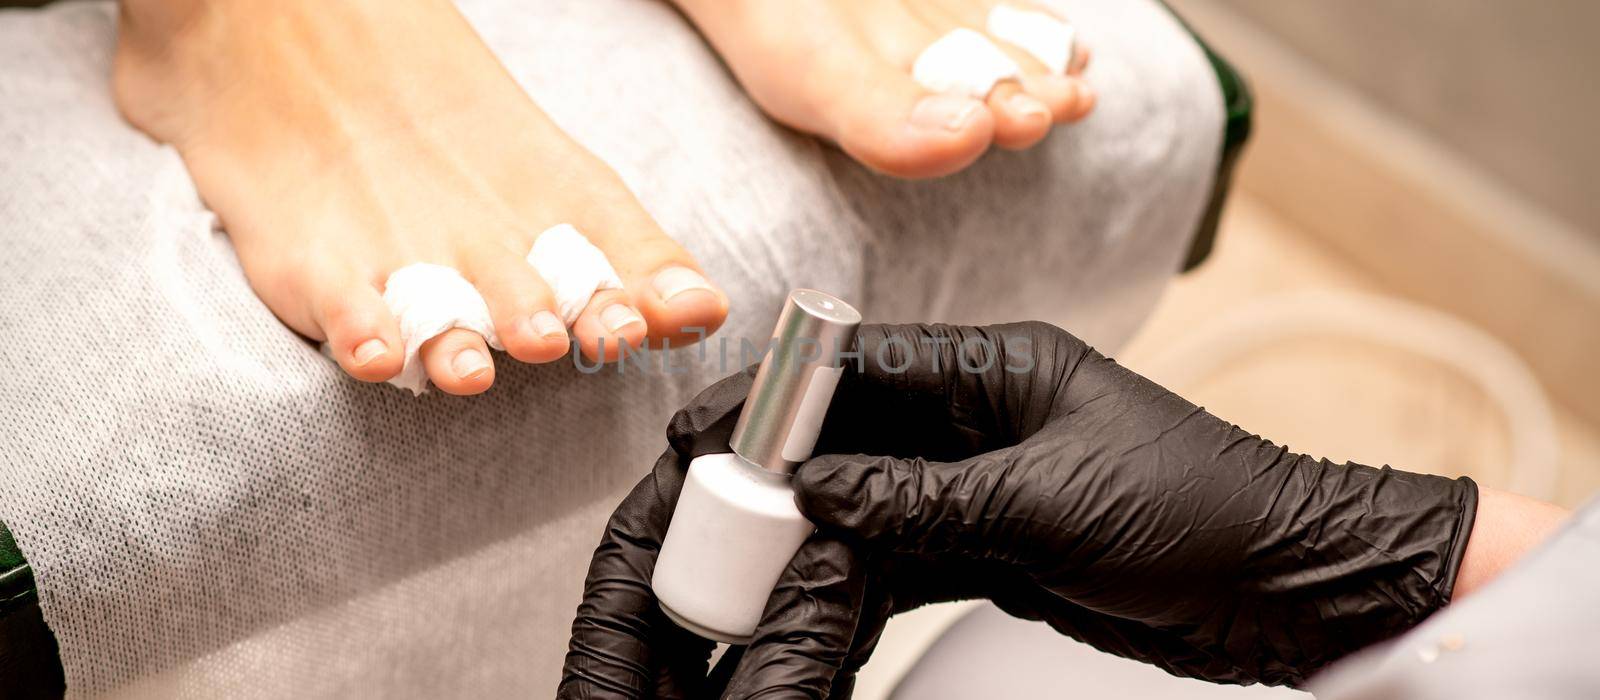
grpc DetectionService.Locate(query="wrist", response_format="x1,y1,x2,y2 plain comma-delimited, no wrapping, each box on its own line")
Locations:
1245,459,1481,683
1451,486,1569,599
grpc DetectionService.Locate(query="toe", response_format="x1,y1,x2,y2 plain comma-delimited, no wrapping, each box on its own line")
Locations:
987,83,1053,150
463,244,570,364
571,289,647,364
922,0,1092,125
842,79,994,179
579,219,728,347
1064,77,1096,121
1016,73,1090,124
1068,45,1091,75
818,32,994,178
314,273,404,383
675,0,993,178
645,265,726,343
420,328,495,395
1048,47,1095,122
975,29,1085,126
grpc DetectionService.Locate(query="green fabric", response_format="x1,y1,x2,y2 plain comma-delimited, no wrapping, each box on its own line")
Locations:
0,521,61,700
1161,0,1255,271
0,522,35,615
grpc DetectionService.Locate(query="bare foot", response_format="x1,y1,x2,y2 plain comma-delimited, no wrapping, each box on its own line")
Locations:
112,0,729,395
673,0,1094,179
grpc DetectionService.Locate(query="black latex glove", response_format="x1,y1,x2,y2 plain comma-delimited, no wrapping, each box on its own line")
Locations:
559,322,1479,697
558,360,869,700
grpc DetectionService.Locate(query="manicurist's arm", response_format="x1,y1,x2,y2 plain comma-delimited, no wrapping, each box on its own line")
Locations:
1453,486,1569,598
559,322,1555,698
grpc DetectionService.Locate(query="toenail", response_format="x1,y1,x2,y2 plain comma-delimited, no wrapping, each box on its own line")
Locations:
452,348,490,379
1008,93,1051,121
600,304,645,334
652,266,715,304
353,339,388,367
911,95,984,132
1064,78,1084,102
531,310,567,339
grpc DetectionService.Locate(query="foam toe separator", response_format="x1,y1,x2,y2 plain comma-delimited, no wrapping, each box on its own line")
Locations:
380,263,502,395
912,28,1022,99
987,5,1076,75
347,224,623,395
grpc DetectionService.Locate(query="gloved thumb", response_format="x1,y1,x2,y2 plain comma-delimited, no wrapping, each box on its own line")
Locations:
721,534,865,699
795,450,1018,557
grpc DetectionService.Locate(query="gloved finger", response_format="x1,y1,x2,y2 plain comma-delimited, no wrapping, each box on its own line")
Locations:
561,452,718,697
803,556,1041,700
795,449,1039,560
816,322,1087,460
650,616,720,699
561,362,767,696
720,534,868,699
822,579,893,700
705,645,745,693
666,361,761,458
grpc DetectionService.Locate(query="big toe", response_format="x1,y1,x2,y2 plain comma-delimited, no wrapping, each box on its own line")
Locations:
795,28,995,178
582,218,728,347
836,77,995,179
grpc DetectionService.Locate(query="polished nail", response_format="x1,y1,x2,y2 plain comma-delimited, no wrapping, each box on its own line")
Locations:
910,95,984,132
452,347,490,379
600,304,645,334
352,338,387,367
530,310,566,339
652,266,715,304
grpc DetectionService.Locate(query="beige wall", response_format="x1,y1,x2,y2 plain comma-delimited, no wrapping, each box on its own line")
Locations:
1180,0,1600,240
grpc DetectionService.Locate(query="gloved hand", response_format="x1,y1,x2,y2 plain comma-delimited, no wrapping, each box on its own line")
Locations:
558,360,869,700
559,322,1479,697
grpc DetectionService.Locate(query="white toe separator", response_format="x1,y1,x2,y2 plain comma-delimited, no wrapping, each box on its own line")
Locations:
527,223,625,326
987,5,1076,75
912,28,1021,99
381,263,502,395
373,224,622,395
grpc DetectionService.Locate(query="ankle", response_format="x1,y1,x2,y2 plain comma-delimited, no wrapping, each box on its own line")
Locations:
118,0,214,44
112,0,221,143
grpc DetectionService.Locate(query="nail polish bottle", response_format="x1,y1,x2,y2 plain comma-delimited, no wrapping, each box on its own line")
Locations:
652,289,862,643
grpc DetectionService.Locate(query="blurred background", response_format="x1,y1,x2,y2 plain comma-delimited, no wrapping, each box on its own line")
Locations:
859,1,1600,697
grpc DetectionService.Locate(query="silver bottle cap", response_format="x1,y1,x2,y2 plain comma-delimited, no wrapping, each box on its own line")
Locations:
729,289,862,475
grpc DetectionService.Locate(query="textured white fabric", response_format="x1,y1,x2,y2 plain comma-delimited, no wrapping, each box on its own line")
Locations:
0,0,1223,696
379,224,621,394
528,223,624,325
912,28,1021,99
988,5,1077,75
